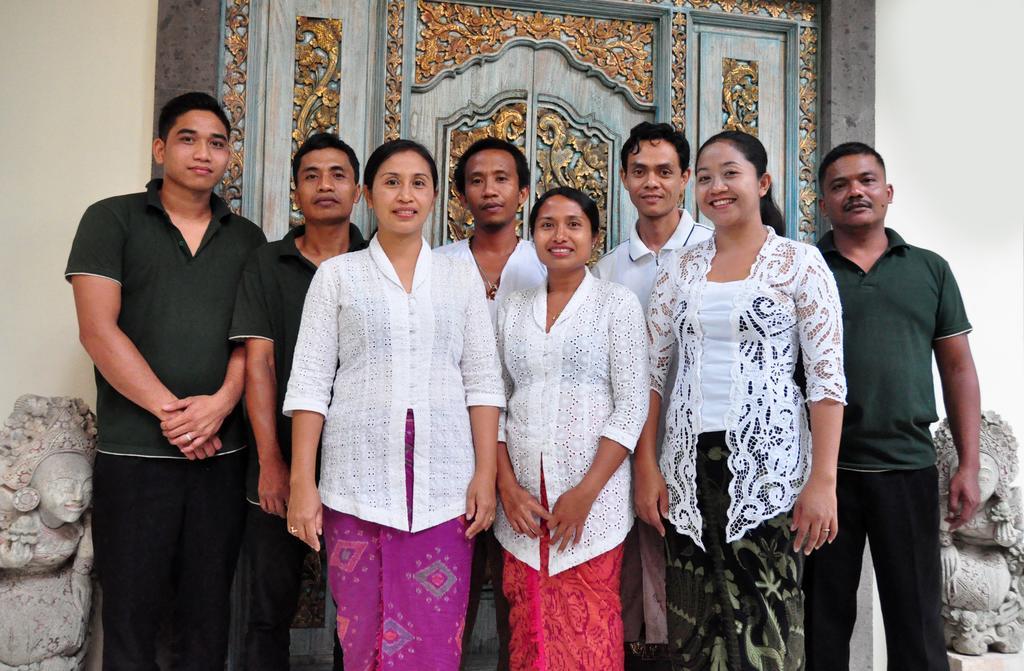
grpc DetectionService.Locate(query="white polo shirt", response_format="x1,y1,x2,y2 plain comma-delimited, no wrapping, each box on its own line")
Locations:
593,210,713,309
435,238,547,325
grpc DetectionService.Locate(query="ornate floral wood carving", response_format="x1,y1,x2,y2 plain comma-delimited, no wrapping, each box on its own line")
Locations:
292,17,343,151
384,0,405,141
722,57,759,135
415,0,655,104
219,0,250,215
682,0,816,21
290,17,343,224
797,26,818,242
535,107,612,262
445,102,528,242
671,11,687,130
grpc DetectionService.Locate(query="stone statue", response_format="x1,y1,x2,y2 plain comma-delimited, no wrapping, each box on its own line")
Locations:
938,411,1024,655
0,395,97,670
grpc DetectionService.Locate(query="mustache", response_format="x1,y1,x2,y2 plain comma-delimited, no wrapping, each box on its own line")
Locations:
843,198,872,211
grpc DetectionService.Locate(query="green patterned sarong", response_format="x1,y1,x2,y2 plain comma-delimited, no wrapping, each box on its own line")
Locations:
664,432,804,671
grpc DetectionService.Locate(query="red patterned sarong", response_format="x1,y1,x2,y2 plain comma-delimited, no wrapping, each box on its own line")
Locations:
502,479,625,670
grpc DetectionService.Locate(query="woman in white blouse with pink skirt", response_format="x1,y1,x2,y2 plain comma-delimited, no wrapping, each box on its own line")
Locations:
494,187,649,670
284,139,505,670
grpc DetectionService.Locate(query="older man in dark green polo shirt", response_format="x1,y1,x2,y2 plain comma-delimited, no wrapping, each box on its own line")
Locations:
66,92,266,670
804,142,981,671
229,132,366,670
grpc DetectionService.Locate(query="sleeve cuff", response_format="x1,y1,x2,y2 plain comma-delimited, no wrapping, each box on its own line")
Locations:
466,392,506,409
600,425,641,453
228,334,274,342
64,271,122,286
934,327,973,341
282,398,328,418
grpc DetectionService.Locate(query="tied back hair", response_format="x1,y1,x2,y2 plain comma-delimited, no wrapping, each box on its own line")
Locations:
696,130,787,237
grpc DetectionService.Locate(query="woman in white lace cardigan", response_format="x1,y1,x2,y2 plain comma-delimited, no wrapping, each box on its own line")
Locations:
283,140,504,670
494,187,649,669
635,131,846,669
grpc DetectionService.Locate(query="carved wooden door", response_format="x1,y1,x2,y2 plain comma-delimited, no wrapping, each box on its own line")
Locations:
217,0,822,666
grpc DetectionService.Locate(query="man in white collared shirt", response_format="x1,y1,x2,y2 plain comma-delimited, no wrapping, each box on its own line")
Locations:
594,121,711,665
436,137,545,670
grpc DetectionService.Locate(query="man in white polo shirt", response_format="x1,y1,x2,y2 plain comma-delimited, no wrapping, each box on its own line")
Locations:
437,137,545,670
594,121,711,667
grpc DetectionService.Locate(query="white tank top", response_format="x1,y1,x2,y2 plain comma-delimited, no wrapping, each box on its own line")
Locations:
698,280,742,432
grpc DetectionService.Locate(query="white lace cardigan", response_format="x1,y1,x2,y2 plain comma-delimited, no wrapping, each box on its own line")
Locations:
495,271,649,575
283,237,505,532
647,227,846,547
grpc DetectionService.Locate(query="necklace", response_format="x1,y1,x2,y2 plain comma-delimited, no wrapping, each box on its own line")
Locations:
469,236,518,300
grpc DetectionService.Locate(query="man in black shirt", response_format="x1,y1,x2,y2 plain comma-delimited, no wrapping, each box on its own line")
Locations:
230,133,367,669
66,92,266,669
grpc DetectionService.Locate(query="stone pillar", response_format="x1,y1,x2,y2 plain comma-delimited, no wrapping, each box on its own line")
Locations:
152,0,223,176
820,0,876,152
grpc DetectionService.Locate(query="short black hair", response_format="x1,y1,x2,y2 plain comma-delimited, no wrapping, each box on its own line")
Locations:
158,92,230,141
453,138,530,194
292,133,360,185
818,142,886,188
620,121,690,172
529,187,601,235
363,139,438,190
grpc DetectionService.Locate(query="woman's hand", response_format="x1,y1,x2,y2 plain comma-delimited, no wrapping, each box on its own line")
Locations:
498,479,550,539
634,457,670,537
464,471,497,539
287,480,323,551
791,474,838,555
549,484,598,552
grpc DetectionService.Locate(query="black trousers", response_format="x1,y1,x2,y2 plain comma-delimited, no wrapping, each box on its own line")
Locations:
461,527,510,670
93,450,247,671
243,503,344,670
804,466,948,671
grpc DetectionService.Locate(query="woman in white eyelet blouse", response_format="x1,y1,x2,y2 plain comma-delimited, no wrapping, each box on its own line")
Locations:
283,140,504,670
636,131,846,668
494,187,649,670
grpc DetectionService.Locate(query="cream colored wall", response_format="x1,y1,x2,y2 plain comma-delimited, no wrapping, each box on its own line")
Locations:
876,0,1024,441
0,0,158,415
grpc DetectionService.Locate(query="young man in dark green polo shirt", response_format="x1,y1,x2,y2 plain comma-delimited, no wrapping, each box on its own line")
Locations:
805,142,981,671
67,92,266,670
229,132,366,670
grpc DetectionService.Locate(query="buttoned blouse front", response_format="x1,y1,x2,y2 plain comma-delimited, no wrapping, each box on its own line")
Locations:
283,236,505,532
495,272,649,575
648,228,847,548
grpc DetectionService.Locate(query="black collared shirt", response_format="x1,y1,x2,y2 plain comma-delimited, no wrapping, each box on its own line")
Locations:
65,179,267,458
228,224,367,501
818,228,972,470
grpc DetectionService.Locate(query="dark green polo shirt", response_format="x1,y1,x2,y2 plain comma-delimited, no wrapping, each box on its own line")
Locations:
228,224,367,502
65,179,266,458
818,228,972,470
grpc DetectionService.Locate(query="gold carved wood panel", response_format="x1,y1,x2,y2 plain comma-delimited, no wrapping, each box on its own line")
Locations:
722,58,759,136
220,0,250,215
415,0,655,106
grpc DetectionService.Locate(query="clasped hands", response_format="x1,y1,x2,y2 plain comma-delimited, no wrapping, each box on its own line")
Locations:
498,477,597,553
158,392,233,460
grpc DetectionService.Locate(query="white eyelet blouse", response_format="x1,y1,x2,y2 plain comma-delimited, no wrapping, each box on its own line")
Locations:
283,236,505,532
495,271,650,575
648,227,847,548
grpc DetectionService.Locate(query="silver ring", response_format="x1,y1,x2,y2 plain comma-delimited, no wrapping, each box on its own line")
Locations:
185,432,193,443
821,528,830,533
288,526,298,534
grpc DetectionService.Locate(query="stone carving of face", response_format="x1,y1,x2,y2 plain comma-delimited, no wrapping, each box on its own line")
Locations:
977,453,999,504
31,452,93,527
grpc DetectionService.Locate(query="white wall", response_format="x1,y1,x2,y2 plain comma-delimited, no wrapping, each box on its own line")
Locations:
876,0,1024,442
0,0,158,415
